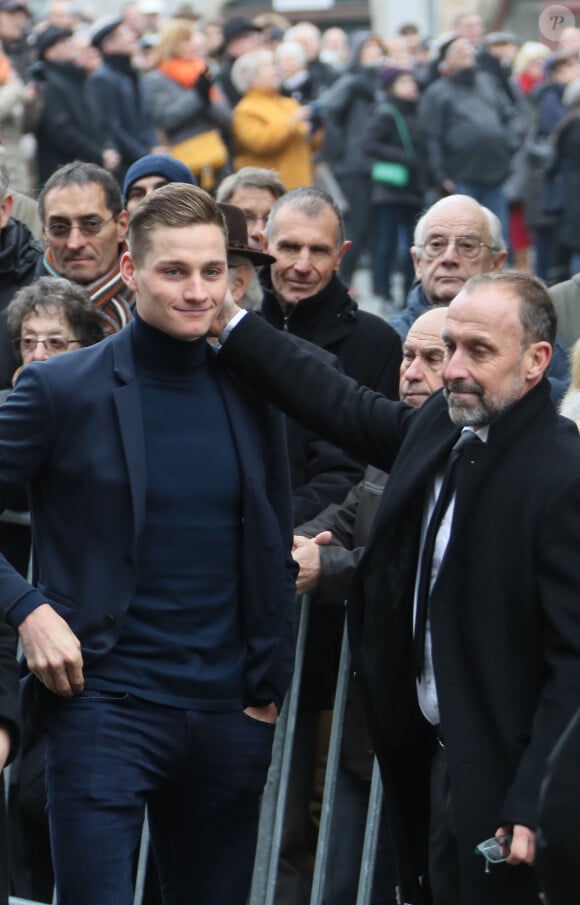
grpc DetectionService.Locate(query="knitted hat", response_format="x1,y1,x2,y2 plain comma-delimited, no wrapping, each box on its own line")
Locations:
218,203,275,266
122,154,198,204
35,25,72,58
90,16,123,49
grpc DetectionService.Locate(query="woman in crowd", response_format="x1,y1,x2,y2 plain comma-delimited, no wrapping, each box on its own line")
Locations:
231,49,319,191
143,18,231,191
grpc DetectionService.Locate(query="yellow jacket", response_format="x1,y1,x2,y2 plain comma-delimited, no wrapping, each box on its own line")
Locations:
232,89,319,190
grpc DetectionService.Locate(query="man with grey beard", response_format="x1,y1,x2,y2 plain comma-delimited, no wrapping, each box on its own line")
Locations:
214,269,580,905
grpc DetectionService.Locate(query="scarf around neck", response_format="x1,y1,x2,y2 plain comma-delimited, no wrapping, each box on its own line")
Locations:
158,58,206,88
43,242,134,335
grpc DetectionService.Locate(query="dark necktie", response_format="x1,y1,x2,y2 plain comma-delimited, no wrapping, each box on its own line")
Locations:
414,430,481,676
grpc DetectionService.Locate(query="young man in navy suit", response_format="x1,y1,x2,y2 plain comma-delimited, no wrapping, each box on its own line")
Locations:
0,183,296,905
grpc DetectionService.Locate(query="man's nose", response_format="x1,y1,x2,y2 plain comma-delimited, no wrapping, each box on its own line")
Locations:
65,225,87,249
441,238,461,262
442,348,468,380
403,356,424,382
293,249,312,270
183,273,206,298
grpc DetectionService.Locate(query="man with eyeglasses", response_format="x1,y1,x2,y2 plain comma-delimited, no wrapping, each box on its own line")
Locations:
35,160,134,337
216,166,286,250
389,194,571,399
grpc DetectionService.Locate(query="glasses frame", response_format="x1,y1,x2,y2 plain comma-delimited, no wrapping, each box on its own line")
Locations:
43,215,116,240
16,336,81,356
474,834,512,873
416,235,498,260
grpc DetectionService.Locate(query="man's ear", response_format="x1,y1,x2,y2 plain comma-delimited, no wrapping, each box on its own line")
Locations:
117,209,130,242
120,250,136,290
335,239,351,271
491,249,508,272
0,192,13,230
229,265,250,304
525,340,552,383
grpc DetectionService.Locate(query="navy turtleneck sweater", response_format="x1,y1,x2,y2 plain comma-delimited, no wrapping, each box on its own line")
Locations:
86,315,245,710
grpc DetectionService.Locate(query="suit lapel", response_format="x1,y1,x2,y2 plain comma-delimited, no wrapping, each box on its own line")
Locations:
111,328,147,541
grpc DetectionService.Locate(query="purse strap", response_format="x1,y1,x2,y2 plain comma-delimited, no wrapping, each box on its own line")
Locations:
378,102,415,160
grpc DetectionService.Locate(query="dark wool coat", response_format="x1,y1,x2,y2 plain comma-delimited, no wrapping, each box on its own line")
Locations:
220,313,580,905
0,218,44,390
31,60,105,186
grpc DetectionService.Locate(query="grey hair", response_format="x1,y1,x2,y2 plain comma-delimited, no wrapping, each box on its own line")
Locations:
275,40,307,68
7,276,105,348
413,198,505,254
464,271,557,346
227,254,263,311
231,49,274,95
264,186,345,249
216,167,286,203
285,22,321,47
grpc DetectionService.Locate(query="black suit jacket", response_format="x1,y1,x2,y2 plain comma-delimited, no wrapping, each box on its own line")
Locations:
220,312,580,905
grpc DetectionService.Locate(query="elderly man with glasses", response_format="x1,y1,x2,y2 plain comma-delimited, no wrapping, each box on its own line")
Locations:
389,193,571,399
35,161,133,338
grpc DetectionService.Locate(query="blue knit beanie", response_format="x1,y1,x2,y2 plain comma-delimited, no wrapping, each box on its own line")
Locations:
122,155,198,204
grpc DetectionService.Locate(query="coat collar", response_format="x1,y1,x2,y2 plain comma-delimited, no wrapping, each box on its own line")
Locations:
260,271,359,344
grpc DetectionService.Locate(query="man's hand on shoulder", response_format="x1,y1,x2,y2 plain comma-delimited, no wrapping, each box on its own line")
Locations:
19,603,84,698
210,288,244,339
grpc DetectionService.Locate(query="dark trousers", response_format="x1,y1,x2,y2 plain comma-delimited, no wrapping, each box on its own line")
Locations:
429,740,539,905
338,173,374,286
428,742,461,905
324,764,397,905
46,691,275,905
372,202,420,301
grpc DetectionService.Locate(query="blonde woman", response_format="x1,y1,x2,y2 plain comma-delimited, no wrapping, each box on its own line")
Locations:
143,19,231,189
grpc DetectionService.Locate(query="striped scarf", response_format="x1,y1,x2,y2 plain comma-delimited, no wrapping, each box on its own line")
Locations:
42,243,135,335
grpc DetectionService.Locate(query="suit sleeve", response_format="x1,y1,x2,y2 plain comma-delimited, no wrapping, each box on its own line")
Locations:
219,312,412,471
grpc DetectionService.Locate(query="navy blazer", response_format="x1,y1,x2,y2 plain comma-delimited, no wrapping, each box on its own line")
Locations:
0,324,297,710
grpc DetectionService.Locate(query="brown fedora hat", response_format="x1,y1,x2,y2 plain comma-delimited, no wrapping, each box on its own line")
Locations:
219,203,275,267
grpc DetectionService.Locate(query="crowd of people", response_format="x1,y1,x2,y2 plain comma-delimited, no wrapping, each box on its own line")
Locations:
0,4,577,905
1,4,580,299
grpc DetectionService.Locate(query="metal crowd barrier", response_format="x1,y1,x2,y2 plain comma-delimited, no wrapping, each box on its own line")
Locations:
1,508,385,905
249,593,385,905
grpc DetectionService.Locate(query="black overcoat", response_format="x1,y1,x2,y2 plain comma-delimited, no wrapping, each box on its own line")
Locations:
220,312,580,905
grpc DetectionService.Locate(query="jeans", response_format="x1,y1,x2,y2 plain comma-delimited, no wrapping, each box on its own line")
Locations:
453,182,509,248
372,203,420,301
46,691,275,905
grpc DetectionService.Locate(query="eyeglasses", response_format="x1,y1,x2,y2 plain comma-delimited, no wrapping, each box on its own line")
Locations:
243,212,269,228
43,215,116,240
16,336,80,355
416,236,497,260
474,834,512,873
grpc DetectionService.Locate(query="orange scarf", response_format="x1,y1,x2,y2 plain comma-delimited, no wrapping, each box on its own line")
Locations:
158,58,206,89
0,57,12,86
